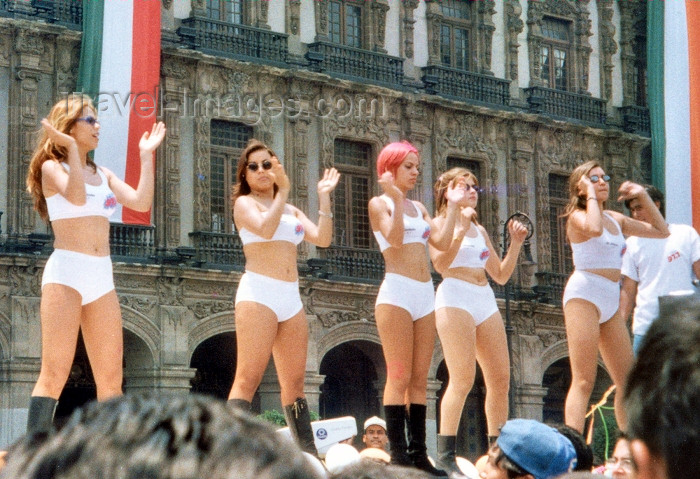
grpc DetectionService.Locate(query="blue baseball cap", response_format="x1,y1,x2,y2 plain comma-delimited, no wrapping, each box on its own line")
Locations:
497,419,577,479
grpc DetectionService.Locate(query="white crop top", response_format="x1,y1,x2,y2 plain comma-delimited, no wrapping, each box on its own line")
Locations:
373,196,431,252
45,165,117,221
448,224,490,269
238,213,305,246
571,212,626,270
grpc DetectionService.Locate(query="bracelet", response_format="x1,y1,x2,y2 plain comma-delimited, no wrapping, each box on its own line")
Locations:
587,197,597,201
319,210,333,218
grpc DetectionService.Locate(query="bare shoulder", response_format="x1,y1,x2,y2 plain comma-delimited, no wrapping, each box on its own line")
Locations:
369,195,388,212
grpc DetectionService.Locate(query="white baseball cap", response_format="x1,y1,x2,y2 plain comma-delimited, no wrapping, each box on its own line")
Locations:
363,416,387,431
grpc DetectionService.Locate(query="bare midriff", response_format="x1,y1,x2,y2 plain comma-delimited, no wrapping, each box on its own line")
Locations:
51,217,111,256
442,266,489,286
243,241,299,282
580,268,621,283
382,243,432,282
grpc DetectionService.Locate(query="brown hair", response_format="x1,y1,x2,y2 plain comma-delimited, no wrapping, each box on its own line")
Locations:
562,160,604,218
26,94,97,221
434,167,479,217
231,139,279,203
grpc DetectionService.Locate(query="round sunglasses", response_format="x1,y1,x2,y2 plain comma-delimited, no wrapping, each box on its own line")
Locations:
76,116,99,126
589,174,611,183
246,160,273,172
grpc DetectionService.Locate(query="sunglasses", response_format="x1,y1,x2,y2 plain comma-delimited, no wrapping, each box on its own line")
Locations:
246,160,273,172
76,116,99,126
590,174,611,183
463,184,480,192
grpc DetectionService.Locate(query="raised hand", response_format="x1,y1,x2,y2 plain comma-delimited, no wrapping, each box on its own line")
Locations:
269,156,291,192
139,121,166,155
577,175,594,197
41,119,76,148
378,171,403,201
445,178,468,206
318,168,340,195
460,206,477,227
508,219,528,244
617,181,645,203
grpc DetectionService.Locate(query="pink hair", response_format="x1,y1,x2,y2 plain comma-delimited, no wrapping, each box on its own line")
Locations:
376,141,418,177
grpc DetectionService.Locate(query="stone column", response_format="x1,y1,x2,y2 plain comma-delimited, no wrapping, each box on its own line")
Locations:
426,379,443,458
513,385,548,421
125,366,197,395
0,359,40,449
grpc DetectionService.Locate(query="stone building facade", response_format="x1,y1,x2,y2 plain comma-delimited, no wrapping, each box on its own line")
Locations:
0,0,650,455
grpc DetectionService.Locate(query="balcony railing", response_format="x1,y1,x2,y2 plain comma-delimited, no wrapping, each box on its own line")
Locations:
189,231,245,269
525,86,607,126
178,17,288,67
32,0,82,29
620,105,650,137
110,224,156,260
306,41,404,89
318,245,384,282
534,271,569,305
422,65,510,107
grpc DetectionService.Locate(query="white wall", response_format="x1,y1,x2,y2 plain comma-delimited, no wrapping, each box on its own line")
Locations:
385,0,400,57
492,0,506,79
0,68,8,235
300,0,316,44
173,0,190,20
268,0,286,33
611,1,623,107
413,0,428,68
517,0,530,88
588,0,601,97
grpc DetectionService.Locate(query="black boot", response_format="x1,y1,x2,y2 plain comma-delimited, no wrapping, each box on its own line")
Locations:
227,398,252,412
283,397,317,455
408,404,447,477
437,435,467,478
384,404,412,466
26,396,57,436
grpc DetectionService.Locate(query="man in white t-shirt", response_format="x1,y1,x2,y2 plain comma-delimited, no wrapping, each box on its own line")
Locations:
619,185,700,354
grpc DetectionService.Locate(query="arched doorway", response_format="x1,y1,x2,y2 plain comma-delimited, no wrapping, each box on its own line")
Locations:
189,332,237,400
319,340,384,448
436,360,488,461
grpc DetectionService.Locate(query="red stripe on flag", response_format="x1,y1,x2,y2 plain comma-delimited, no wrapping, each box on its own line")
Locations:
689,0,700,230
123,0,161,225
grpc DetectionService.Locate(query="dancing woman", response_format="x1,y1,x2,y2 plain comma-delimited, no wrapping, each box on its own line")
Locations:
562,161,668,432
429,168,527,477
25,94,165,435
227,139,339,454
368,141,465,475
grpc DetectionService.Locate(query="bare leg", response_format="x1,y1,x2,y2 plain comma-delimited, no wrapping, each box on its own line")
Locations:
32,284,83,398
436,307,476,435
228,302,278,401
81,290,124,400
408,312,438,404
475,312,510,436
376,304,415,405
564,298,601,432
599,312,634,431
272,309,309,406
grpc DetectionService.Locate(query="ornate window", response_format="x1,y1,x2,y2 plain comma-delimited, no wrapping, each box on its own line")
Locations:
206,0,244,23
333,139,373,249
548,174,572,274
439,0,474,70
328,0,364,48
210,120,253,233
540,17,571,90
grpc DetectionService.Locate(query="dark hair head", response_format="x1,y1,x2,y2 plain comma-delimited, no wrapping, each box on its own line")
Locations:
624,292,700,479
623,184,665,217
232,139,279,202
557,425,594,471
1,393,322,479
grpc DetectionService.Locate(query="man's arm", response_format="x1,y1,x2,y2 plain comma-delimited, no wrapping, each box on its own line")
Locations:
619,276,639,327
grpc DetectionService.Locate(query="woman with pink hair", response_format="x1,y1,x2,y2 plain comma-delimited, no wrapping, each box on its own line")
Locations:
368,141,465,475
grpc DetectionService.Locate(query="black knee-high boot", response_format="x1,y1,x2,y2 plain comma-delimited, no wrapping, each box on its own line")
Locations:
26,396,58,436
407,404,447,477
437,435,467,478
283,397,317,455
384,404,412,466
227,398,252,412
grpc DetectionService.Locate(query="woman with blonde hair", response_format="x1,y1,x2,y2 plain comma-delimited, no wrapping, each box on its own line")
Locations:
25,94,165,435
227,139,339,455
368,141,466,475
562,161,668,432
429,167,528,477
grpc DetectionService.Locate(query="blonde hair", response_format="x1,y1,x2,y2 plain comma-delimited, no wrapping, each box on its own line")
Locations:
434,167,479,217
562,160,603,218
26,94,96,221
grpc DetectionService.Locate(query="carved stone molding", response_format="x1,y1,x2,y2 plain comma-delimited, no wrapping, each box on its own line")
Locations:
0,32,11,67
120,306,161,361
188,313,235,355
597,0,617,101
8,264,41,298
287,0,301,35
618,0,647,106
505,0,524,81
527,0,593,93
401,0,419,59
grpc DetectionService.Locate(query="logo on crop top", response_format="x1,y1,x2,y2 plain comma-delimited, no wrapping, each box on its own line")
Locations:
620,245,627,257
295,224,304,235
422,226,431,239
480,249,490,261
104,194,117,209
